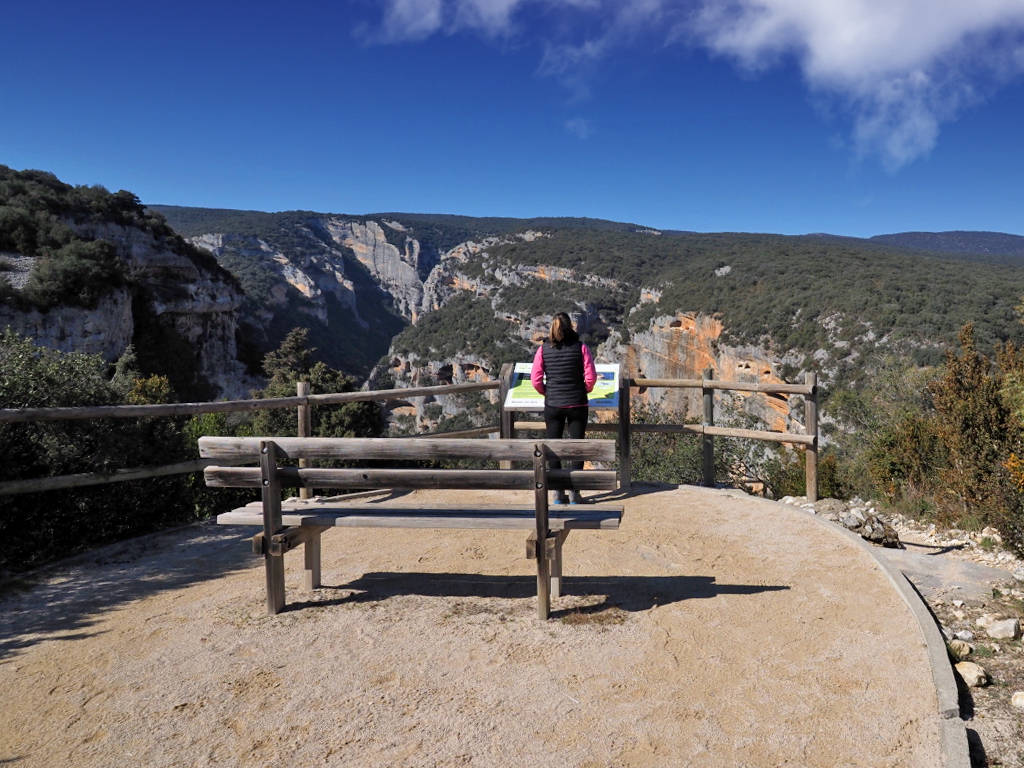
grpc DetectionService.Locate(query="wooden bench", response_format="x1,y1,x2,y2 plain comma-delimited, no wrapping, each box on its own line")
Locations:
199,436,623,619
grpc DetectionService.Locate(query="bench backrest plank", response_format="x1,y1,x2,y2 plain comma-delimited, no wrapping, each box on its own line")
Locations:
198,436,615,463
204,466,618,490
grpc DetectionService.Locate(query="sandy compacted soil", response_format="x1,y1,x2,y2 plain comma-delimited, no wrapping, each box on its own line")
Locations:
0,486,942,768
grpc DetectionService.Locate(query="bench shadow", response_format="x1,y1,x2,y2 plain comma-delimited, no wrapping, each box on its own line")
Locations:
0,522,258,661
286,571,790,614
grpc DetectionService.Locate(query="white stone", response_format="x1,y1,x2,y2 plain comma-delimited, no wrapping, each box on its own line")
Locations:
952,600,965,608
975,614,997,629
1011,691,1024,709
955,662,989,688
955,630,974,642
986,618,1022,641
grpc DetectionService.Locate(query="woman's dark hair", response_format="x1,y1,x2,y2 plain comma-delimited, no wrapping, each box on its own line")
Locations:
549,312,579,345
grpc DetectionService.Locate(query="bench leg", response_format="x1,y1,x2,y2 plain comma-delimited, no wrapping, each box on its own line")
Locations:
536,547,550,620
303,528,324,591
265,553,285,615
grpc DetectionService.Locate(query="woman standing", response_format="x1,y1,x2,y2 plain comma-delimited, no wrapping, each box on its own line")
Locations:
530,312,597,504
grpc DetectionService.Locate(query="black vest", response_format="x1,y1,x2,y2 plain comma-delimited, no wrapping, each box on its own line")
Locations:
541,341,587,407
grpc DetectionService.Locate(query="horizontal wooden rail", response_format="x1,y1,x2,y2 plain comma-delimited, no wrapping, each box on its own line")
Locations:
0,457,251,496
629,378,813,396
199,436,616,463
0,380,500,424
513,421,619,433
204,466,618,491
514,420,812,444
412,425,499,438
704,425,814,445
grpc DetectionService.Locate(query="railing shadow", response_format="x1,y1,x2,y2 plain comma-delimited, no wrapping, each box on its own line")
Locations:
286,571,790,614
581,480,681,503
0,521,258,661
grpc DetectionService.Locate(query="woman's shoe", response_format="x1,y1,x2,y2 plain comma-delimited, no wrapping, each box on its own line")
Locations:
568,491,584,505
552,492,569,505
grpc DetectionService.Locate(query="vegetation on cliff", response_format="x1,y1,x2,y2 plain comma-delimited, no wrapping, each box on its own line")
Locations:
0,166,229,310
488,229,1024,366
391,292,531,373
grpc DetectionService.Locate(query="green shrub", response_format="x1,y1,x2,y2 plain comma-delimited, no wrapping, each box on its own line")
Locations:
250,328,382,439
23,239,123,308
0,331,194,574
627,402,705,485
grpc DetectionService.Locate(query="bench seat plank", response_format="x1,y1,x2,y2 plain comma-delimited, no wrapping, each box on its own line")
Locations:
217,502,623,531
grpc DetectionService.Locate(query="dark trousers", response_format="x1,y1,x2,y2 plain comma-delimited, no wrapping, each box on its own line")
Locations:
544,404,588,471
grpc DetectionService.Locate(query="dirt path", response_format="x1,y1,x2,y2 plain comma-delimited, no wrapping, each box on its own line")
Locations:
0,485,942,767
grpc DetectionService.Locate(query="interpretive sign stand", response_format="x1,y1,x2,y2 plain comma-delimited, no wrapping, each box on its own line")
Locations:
503,362,621,411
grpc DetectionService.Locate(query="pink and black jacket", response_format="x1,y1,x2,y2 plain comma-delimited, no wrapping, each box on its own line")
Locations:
530,340,597,408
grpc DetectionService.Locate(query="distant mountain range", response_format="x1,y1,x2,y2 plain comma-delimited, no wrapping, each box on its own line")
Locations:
867,231,1024,264
145,204,1024,438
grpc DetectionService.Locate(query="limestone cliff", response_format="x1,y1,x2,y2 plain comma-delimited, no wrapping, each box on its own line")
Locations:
323,219,425,322
2,221,250,398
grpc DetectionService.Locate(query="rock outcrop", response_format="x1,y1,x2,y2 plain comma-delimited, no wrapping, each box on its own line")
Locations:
605,312,805,431
191,232,363,328
0,288,134,361
3,221,250,398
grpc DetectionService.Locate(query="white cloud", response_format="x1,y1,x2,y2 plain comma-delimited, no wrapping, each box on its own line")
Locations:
691,0,1024,167
538,0,665,98
453,0,523,36
373,0,444,43
564,117,594,138
363,0,1024,169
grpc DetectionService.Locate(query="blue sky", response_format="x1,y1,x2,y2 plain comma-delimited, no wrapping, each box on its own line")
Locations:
2,0,1024,238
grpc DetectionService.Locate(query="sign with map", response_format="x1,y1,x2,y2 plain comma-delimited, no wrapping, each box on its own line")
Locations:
503,362,620,410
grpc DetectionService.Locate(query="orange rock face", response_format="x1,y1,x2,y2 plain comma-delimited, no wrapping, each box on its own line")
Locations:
625,312,795,431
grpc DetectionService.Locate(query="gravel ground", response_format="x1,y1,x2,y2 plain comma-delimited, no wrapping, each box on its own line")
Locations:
0,485,942,767
887,516,1024,768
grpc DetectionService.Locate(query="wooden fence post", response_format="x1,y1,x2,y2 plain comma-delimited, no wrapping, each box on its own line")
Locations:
260,440,286,615
498,363,515,469
617,379,631,491
804,371,818,502
533,443,550,620
702,367,715,487
297,381,311,499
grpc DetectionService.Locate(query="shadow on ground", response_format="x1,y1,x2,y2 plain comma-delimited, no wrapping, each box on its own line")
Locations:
287,571,790,615
0,522,257,660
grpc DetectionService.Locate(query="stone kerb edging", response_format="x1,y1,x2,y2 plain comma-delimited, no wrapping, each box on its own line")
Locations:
719,491,971,768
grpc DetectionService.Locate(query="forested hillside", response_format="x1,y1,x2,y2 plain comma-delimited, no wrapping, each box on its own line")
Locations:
153,203,1024,391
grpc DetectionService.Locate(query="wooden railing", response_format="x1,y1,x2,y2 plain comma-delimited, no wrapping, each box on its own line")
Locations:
0,380,501,496
504,367,819,501
0,365,819,499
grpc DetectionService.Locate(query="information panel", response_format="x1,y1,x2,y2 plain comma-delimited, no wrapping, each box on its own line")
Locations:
503,362,620,411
